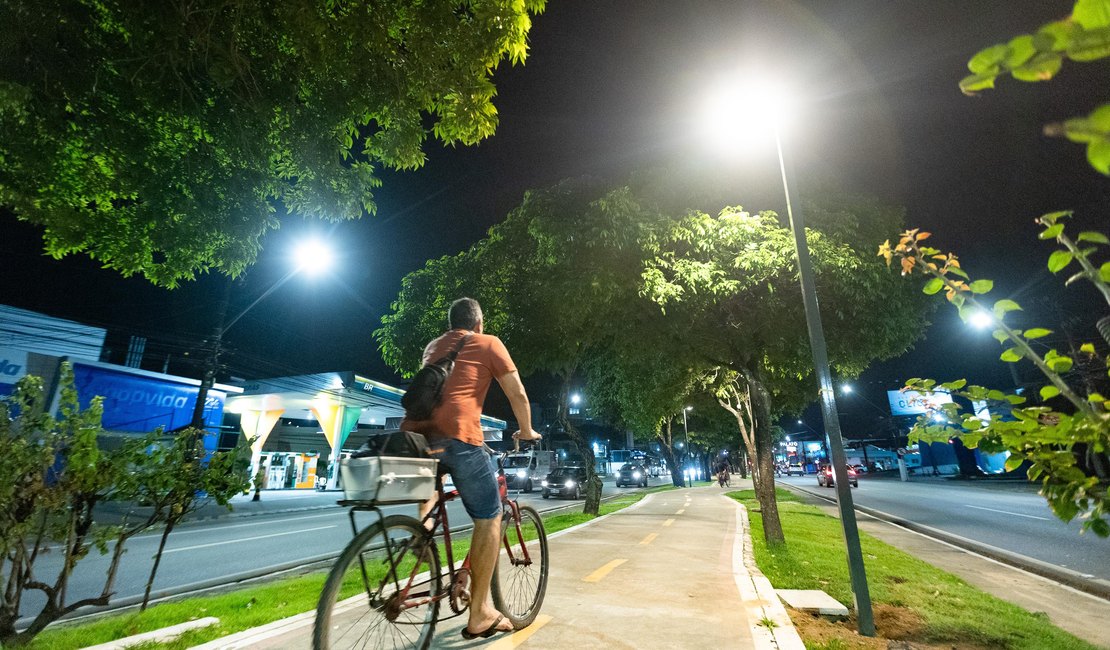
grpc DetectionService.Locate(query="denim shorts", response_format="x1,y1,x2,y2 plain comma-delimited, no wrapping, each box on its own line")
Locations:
427,437,501,520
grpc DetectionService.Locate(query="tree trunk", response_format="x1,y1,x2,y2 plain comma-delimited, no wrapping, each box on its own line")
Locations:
142,518,176,611
748,367,785,546
737,447,748,479
659,418,684,487
557,374,602,515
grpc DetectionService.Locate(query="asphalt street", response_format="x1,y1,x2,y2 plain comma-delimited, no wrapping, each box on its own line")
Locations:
777,473,1110,581
19,476,671,622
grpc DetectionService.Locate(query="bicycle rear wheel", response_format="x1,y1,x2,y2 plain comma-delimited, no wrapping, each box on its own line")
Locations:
492,504,548,628
314,514,441,650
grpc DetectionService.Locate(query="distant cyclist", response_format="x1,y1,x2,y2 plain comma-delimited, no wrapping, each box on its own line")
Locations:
400,297,541,640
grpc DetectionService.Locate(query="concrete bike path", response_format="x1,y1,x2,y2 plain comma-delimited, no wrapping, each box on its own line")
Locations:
192,485,780,649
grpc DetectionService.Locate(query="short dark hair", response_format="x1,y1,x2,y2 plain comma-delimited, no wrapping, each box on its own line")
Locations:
448,297,482,330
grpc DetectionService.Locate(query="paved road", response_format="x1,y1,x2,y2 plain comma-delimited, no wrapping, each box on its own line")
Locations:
777,474,1110,581
20,476,675,621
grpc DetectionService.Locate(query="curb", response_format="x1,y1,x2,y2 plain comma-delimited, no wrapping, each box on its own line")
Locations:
729,497,805,650
781,483,1110,603
82,617,219,650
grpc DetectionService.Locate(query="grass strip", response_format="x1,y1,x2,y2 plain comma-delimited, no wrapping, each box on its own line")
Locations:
28,484,677,649
727,488,1094,650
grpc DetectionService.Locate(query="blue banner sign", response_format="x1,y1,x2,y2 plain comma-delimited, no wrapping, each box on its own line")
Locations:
72,363,225,434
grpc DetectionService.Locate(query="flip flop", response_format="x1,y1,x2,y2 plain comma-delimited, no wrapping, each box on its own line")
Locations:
461,614,512,640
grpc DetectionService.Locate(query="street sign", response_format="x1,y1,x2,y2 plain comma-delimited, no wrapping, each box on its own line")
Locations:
887,389,952,416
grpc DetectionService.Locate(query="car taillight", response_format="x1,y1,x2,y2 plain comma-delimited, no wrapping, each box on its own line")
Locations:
825,468,832,475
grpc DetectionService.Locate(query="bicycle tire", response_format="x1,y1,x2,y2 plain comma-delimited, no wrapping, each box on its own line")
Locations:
314,514,441,650
491,504,549,629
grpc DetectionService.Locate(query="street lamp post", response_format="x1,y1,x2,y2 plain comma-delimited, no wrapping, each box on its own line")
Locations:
705,82,875,635
772,120,876,637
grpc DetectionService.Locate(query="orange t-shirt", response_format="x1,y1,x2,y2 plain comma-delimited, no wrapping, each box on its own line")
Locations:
399,330,517,446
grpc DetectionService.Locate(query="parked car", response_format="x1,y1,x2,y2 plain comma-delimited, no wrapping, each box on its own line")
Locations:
817,464,859,488
786,463,806,476
616,462,649,488
542,466,588,499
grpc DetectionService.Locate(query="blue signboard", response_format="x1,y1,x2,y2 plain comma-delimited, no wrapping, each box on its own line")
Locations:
72,363,225,437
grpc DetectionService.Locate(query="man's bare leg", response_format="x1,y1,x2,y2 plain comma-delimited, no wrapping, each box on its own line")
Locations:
466,513,513,633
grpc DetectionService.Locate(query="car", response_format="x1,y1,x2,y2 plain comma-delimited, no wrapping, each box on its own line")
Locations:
541,466,588,499
817,464,859,488
616,462,649,488
786,463,806,476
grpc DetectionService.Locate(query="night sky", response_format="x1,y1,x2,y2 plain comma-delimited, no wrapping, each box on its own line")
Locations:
1,1,1107,432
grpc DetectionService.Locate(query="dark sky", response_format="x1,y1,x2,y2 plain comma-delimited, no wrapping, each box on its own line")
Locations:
1,1,1106,429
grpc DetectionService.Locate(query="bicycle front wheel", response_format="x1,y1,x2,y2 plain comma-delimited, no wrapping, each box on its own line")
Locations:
314,514,441,650
492,504,548,628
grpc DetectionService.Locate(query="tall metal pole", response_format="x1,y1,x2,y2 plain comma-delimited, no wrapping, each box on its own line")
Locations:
774,127,875,636
682,408,691,484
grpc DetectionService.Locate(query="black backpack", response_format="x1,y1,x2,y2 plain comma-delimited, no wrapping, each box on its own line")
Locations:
401,334,471,420
351,429,430,459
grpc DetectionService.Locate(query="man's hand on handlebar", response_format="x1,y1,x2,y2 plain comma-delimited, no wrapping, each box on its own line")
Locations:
511,429,542,451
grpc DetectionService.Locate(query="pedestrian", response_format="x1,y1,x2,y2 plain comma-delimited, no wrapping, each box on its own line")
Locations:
400,297,541,640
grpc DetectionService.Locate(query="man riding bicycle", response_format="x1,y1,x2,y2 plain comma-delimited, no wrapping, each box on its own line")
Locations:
400,297,541,640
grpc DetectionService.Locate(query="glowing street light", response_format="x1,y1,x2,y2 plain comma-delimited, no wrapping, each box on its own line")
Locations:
842,384,854,394
701,75,875,636
294,238,335,276
570,393,582,406
969,310,994,330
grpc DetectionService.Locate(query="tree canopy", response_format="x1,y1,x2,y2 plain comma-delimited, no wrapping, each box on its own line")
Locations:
0,0,546,286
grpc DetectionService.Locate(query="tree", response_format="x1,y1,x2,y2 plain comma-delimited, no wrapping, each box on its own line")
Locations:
0,366,250,645
883,220,1110,536
873,0,1110,537
0,0,547,286
378,180,666,514
957,0,1110,174
643,204,930,544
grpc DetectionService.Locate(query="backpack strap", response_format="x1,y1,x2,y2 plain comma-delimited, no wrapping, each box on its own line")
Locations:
443,333,472,363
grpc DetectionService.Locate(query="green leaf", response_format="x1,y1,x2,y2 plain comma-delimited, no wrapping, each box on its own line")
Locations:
1000,348,1024,362
993,299,1022,319
1048,355,1074,373
947,266,970,280
1035,21,1073,52
1011,53,1063,82
941,379,967,391
959,74,996,94
1047,250,1074,273
968,279,994,294
967,44,1010,74
1068,25,1110,61
1039,224,1065,240
1074,0,1110,30
1023,328,1053,339
1005,35,1037,67
1077,231,1110,244
1004,455,1025,472
992,329,1009,344
1081,342,1097,354
1038,210,1072,225
922,277,944,295
1101,261,1110,282
1087,139,1110,175
1040,385,1061,400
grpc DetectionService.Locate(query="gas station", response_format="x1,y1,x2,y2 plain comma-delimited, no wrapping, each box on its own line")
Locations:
226,372,507,490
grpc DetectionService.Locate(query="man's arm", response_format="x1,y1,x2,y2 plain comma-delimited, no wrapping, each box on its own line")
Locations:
495,370,539,441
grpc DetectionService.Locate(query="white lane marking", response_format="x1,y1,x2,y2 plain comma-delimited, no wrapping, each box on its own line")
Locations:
964,504,1050,521
136,512,344,540
162,525,335,554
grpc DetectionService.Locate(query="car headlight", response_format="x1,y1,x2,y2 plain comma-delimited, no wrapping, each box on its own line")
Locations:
633,471,642,479
516,469,527,478
541,480,548,487
565,480,576,488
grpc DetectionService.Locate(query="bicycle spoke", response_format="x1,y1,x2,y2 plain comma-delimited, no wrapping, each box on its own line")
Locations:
492,505,549,628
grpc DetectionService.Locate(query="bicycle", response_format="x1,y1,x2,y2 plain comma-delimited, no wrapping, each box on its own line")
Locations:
313,440,549,649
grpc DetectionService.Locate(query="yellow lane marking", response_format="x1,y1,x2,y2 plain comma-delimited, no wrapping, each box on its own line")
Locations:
583,558,627,583
663,518,675,527
489,614,553,649
676,509,685,515
639,533,658,545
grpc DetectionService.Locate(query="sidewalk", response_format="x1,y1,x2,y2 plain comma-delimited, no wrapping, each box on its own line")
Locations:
191,483,801,649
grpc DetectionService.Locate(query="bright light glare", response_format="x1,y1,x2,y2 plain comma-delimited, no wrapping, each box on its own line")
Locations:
969,310,994,329
294,239,333,275
700,79,790,152
570,393,582,406
842,384,854,394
